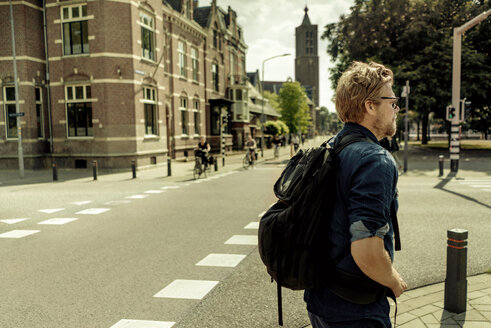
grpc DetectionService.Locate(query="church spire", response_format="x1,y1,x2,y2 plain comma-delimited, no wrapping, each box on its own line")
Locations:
301,5,311,25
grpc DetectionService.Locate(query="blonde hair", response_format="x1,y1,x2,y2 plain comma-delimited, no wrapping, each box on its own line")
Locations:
335,61,394,123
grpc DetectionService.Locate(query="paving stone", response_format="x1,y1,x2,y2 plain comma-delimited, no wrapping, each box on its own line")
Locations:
469,295,491,305
395,312,417,325
468,290,487,299
405,288,429,298
482,311,491,321
473,304,491,312
409,304,441,317
420,313,439,324
453,309,486,321
456,322,491,328
426,324,459,328
398,318,426,327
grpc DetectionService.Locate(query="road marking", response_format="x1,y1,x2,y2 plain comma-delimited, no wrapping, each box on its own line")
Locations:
38,218,78,225
1,218,29,224
76,208,110,215
196,253,246,267
469,185,491,188
224,235,258,245
0,230,40,239
110,319,175,328
244,222,259,230
161,186,179,190
154,279,218,299
258,211,266,218
105,200,132,205
38,208,64,214
144,190,165,194
71,201,92,206
125,195,148,199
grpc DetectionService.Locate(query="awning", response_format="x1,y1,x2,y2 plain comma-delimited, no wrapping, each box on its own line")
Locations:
209,98,234,106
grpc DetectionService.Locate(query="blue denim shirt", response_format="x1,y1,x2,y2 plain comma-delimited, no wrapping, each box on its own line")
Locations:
304,123,399,328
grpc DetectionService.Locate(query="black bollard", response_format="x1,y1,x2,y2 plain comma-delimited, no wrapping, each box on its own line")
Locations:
52,162,58,181
444,229,468,314
214,159,218,171
222,156,225,167
439,155,444,177
131,159,136,179
167,158,172,176
92,160,98,180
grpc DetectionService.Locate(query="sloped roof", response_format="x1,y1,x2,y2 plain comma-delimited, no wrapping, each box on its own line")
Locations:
301,6,311,25
193,6,211,27
163,0,182,12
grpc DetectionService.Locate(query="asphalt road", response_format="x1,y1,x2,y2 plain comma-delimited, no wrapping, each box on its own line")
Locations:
0,146,489,327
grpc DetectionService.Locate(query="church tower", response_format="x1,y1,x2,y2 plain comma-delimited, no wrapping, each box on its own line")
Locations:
295,6,319,107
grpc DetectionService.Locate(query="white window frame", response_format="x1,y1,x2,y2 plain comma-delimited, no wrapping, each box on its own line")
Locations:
178,41,187,78
61,4,89,56
191,47,199,82
140,11,155,61
193,99,200,135
180,96,188,136
143,87,158,136
35,87,44,139
65,84,93,138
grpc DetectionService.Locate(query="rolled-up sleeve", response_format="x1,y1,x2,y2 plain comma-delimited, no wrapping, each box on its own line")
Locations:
348,151,396,243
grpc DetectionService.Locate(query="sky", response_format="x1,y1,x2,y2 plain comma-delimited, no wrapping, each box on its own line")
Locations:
215,0,355,111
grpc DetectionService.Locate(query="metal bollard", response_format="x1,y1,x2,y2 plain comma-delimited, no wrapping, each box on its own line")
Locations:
52,162,58,181
214,159,218,171
444,229,468,314
439,155,444,177
222,156,225,167
92,160,98,180
167,158,172,176
131,159,136,179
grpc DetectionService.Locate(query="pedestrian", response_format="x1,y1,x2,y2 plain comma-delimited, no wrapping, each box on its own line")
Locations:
304,61,407,328
292,134,300,152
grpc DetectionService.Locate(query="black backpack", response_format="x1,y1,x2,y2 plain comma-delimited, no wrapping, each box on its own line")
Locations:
258,133,380,325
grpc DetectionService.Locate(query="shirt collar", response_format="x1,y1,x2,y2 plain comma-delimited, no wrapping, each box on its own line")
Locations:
340,122,380,145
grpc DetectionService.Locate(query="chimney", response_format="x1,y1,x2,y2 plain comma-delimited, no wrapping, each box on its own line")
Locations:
193,0,198,9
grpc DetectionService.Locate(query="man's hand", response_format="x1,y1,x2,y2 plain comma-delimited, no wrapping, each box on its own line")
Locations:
351,236,407,298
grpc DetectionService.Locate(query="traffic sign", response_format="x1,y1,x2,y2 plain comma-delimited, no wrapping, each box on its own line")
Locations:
8,112,24,117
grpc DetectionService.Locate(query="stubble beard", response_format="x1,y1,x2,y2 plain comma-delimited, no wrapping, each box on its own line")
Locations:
375,116,397,139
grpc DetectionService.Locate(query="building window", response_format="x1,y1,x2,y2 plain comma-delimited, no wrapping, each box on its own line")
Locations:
35,87,44,138
213,29,218,48
191,47,199,81
212,63,219,92
143,87,157,135
66,85,92,137
62,4,89,55
193,99,200,135
178,41,187,78
140,12,155,61
180,97,188,135
230,52,235,85
3,86,18,138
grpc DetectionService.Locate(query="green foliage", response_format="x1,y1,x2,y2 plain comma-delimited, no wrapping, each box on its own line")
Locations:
263,91,281,112
278,81,312,134
277,120,290,135
264,121,280,136
322,0,491,141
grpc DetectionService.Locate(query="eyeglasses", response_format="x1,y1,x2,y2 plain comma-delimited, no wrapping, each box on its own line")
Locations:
380,96,400,110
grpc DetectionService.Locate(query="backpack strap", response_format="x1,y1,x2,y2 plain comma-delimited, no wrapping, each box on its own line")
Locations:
333,133,371,154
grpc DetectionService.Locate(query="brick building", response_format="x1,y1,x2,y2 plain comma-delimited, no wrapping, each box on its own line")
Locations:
0,0,247,169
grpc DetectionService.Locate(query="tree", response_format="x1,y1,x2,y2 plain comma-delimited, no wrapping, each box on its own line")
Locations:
322,0,491,143
318,107,343,135
278,81,312,134
263,91,280,112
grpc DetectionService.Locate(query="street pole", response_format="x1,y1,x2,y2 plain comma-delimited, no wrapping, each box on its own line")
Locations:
450,9,491,173
261,53,290,158
9,0,24,178
403,80,409,173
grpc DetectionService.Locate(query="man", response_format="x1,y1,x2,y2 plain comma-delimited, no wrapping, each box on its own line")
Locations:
245,135,256,165
304,61,407,328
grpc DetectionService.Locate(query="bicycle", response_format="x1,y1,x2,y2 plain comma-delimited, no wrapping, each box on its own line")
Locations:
193,150,211,179
243,148,256,169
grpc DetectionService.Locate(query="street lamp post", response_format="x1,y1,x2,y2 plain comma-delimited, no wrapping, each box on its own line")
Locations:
261,53,290,157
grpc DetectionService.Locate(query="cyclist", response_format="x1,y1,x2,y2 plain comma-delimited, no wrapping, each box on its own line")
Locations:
196,136,211,169
245,135,256,165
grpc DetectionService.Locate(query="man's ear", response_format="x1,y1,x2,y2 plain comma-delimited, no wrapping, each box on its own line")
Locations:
364,100,375,116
